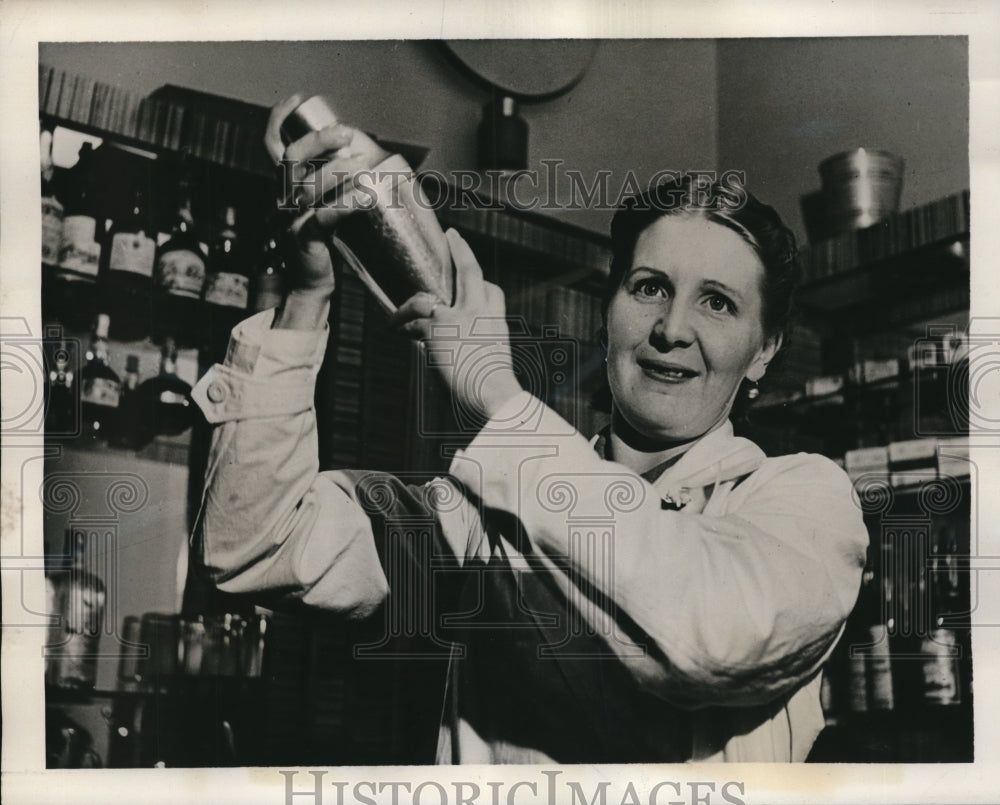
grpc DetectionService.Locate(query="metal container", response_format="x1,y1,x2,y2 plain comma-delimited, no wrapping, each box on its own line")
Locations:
818,148,904,233
281,95,453,311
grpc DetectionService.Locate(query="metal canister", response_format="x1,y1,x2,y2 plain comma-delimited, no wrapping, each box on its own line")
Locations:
280,95,453,311
817,148,904,233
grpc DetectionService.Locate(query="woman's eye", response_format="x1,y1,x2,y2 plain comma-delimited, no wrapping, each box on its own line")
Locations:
706,294,736,314
633,278,666,298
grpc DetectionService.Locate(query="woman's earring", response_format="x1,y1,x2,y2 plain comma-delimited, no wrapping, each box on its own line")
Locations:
746,380,760,400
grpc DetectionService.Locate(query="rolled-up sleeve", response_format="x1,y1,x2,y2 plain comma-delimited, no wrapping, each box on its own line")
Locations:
448,392,868,708
190,309,389,617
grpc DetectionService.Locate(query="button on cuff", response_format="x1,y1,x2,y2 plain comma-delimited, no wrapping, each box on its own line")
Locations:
206,379,228,403
192,364,316,423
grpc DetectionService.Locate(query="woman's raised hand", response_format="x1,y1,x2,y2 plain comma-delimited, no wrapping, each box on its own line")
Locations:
264,94,389,328
389,229,523,422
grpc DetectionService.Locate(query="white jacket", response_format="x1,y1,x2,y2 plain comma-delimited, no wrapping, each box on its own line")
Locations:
192,309,868,763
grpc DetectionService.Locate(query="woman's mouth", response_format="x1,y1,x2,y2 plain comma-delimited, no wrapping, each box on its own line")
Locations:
637,358,699,383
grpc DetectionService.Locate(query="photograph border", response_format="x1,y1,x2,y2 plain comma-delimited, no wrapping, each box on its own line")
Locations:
3,1,999,803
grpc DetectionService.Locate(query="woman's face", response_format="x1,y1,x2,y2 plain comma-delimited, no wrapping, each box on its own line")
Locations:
605,214,780,443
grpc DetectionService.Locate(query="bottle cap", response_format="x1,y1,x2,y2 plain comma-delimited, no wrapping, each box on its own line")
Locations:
94,313,111,338
281,96,340,143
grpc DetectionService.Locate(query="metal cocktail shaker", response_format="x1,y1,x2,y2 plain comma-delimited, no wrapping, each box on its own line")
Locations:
280,95,453,310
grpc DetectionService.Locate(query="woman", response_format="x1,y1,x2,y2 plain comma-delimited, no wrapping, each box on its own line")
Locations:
190,99,868,763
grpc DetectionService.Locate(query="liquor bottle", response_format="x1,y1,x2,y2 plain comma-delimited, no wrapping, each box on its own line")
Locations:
252,228,285,313
40,126,64,267
79,313,121,441
844,566,875,713
45,339,77,439
51,143,102,327
865,561,895,712
108,354,141,450
921,525,963,705
46,529,106,690
884,530,923,709
135,338,193,438
202,205,249,352
152,176,207,347
103,184,157,341
56,143,102,281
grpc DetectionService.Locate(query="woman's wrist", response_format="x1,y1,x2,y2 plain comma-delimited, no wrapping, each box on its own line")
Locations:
273,288,332,330
478,371,523,421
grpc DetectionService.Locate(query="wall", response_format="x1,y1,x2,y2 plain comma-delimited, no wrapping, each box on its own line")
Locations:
44,449,190,690
39,39,720,235
716,37,969,245
38,37,970,242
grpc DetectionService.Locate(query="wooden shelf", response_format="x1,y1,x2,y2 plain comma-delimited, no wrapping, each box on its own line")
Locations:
798,237,969,332
796,191,970,333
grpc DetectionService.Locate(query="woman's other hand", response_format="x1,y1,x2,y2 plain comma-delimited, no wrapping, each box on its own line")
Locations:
390,229,523,422
264,93,389,328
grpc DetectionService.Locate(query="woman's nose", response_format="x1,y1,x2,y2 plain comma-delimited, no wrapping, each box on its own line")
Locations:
651,302,695,348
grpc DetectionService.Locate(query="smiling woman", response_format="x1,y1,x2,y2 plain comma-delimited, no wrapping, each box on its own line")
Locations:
190,102,868,764
601,175,797,468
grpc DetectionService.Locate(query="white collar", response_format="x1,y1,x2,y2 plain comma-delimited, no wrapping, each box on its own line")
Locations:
590,420,765,496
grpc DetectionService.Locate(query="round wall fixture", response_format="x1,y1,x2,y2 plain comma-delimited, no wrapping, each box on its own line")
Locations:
441,40,599,101
440,40,598,172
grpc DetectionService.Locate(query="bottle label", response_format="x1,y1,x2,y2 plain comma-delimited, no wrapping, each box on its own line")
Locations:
847,655,868,712
42,197,64,264
156,249,206,298
81,376,120,408
865,624,895,710
867,653,895,710
159,390,189,406
109,232,156,277
921,630,961,704
58,216,101,277
204,272,249,309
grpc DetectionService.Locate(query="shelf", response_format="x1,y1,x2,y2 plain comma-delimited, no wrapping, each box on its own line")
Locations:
47,431,192,468
747,364,969,457
754,371,913,419
795,190,970,334
421,173,612,278
47,677,264,703
800,191,969,281
798,238,968,332
40,65,428,181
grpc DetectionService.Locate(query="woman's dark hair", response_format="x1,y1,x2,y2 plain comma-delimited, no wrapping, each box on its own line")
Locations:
593,173,801,417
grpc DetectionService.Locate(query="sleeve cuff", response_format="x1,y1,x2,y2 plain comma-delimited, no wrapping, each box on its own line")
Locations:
228,307,330,374
192,308,330,424
447,390,581,505
472,390,579,437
